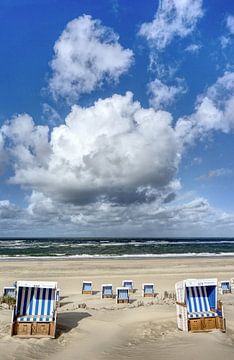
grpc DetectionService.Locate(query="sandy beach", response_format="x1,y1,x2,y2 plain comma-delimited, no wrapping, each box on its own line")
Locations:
0,257,234,360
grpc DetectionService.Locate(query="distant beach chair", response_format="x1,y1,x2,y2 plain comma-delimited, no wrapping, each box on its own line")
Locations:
230,278,234,292
82,281,93,295
11,280,57,338
142,283,154,297
3,286,16,299
56,288,61,307
219,280,231,294
101,284,113,299
116,287,129,304
122,280,133,292
175,278,225,332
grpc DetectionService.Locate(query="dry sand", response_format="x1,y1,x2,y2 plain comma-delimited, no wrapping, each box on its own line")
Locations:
0,257,234,360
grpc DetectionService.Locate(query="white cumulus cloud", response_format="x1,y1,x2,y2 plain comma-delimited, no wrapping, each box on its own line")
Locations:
148,78,187,109
139,0,203,50
176,71,234,145
1,92,180,205
49,15,133,102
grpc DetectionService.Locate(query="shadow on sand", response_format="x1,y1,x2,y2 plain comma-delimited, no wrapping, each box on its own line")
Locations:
56,312,91,337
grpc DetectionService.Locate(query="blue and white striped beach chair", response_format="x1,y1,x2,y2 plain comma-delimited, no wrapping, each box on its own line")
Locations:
101,284,113,299
122,280,133,292
3,286,16,299
82,281,93,295
11,281,57,337
175,279,225,332
219,280,231,294
116,287,129,304
142,283,154,297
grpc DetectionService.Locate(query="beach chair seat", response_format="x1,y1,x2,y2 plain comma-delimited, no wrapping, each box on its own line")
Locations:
17,315,54,322
188,311,218,318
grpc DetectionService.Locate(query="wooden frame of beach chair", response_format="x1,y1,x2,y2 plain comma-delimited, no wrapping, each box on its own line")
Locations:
3,286,16,299
219,280,231,294
175,278,225,333
122,280,133,293
116,287,129,304
142,283,154,297
82,281,93,295
101,284,113,299
11,280,57,338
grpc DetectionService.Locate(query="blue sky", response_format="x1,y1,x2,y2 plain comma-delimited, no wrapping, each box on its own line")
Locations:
0,0,234,237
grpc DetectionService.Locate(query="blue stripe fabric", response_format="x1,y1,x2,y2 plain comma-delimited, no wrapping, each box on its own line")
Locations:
83,283,92,291
103,286,112,295
118,289,128,299
144,285,153,293
47,289,52,315
16,286,55,322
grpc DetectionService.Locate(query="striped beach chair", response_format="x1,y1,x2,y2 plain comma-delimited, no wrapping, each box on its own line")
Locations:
142,283,154,297
3,286,16,299
116,287,129,304
175,278,225,332
82,281,93,295
219,280,231,294
122,280,133,292
101,284,113,299
11,281,57,337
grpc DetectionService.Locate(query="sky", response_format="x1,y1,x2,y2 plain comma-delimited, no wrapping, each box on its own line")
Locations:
0,0,234,237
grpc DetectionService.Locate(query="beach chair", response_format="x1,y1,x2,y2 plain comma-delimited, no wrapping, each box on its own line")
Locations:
142,283,154,297
11,280,57,338
116,287,129,304
82,281,93,295
231,278,234,292
3,286,16,299
175,278,225,332
219,280,231,294
56,288,61,307
122,280,133,292
101,284,113,299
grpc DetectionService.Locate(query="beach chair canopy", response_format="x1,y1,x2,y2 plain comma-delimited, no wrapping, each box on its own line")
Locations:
116,287,129,299
102,284,113,295
178,279,218,318
15,281,57,322
122,280,133,289
82,281,92,291
143,283,154,294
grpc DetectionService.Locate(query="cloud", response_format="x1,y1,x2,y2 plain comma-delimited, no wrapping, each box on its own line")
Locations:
176,71,234,145
196,168,233,181
49,15,133,102
1,92,180,205
42,103,61,124
226,15,234,35
0,200,21,219
185,43,201,53
139,0,203,50
1,193,234,237
148,78,187,109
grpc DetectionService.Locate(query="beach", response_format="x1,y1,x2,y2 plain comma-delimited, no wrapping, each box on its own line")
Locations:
0,257,234,360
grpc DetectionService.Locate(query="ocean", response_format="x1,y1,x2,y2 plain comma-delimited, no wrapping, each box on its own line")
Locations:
0,238,234,259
